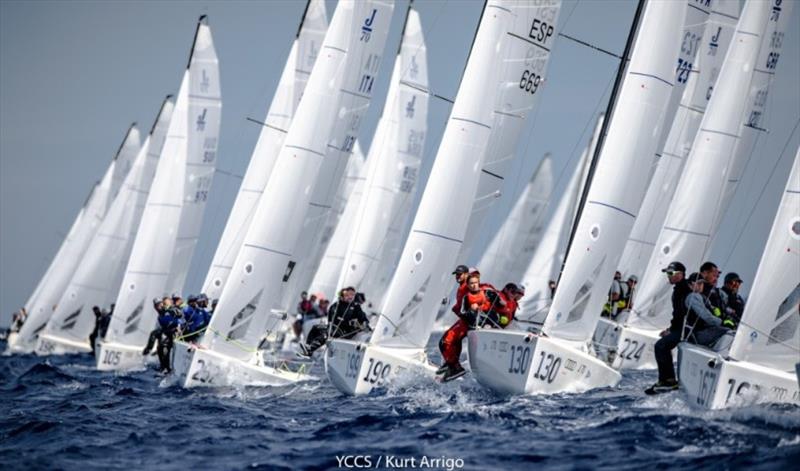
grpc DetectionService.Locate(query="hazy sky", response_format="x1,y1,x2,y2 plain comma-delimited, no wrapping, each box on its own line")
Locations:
1,0,798,326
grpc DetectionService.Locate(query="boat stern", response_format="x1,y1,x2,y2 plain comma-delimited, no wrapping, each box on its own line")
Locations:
611,325,661,370
35,333,91,356
325,339,433,396
468,329,621,395
96,341,149,371
678,343,800,409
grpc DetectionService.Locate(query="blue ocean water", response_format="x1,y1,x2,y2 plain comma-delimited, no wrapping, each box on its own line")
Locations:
1,339,798,470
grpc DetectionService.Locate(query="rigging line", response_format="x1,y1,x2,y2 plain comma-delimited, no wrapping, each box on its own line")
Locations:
557,32,622,60
720,116,800,268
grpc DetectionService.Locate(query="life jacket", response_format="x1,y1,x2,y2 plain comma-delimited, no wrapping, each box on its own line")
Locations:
494,290,519,327
452,281,469,314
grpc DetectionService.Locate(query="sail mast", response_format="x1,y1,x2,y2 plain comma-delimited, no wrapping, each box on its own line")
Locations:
557,0,646,285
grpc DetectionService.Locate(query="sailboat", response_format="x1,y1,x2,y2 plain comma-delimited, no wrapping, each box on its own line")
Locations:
468,0,686,395
678,146,800,409
595,0,740,368
201,0,328,302
35,97,174,356
318,4,429,306
476,154,553,288
171,0,394,388
612,0,792,371
97,16,221,370
326,0,563,396
9,124,142,353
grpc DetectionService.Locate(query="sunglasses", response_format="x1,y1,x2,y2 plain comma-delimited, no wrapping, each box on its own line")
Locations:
664,271,678,276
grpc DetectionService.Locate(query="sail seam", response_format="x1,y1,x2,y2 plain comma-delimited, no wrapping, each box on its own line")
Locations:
243,243,291,257
587,200,635,218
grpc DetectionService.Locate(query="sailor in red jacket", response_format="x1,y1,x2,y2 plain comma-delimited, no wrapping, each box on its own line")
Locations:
483,283,525,328
438,269,490,382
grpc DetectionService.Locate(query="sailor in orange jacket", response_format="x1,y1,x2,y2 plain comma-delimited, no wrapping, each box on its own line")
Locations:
438,270,490,381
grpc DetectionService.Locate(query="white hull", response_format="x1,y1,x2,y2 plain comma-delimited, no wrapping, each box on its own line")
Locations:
592,317,621,364
610,324,663,370
467,329,620,396
96,341,152,371
172,341,313,388
677,343,800,409
35,333,91,356
325,339,436,396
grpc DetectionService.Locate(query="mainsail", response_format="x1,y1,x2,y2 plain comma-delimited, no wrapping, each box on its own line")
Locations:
105,17,221,348
331,6,430,305
728,147,800,373
201,1,394,361
542,0,686,344
201,0,328,301
629,0,787,330
278,2,398,311
372,0,563,349
617,0,741,279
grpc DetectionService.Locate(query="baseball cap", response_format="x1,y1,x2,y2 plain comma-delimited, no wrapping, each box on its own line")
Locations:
661,261,686,273
452,265,469,275
724,272,743,283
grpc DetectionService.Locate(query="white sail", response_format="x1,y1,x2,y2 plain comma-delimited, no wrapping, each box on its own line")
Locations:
163,21,223,296
278,3,397,311
201,1,394,361
541,0,686,345
729,147,800,372
457,4,560,264
629,1,777,331
714,0,793,231
104,17,221,349
308,140,367,300
371,0,562,349
13,127,142,351
618,0,741,279
477,154,553,286
40,98,174,346
332,8,430,305
110,124,144,201
518,145,591,319
201,0,328,300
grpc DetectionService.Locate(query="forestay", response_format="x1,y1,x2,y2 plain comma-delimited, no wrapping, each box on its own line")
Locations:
105,17,221,348
201,1,394,361
542,0,686,344
372,0,562,349
201,0,328,301
728,147,800,373
15,126,142,351
42,98,174,344
333,7,430,305
617,0,741,279
477,154,553,287
628,1,775,331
